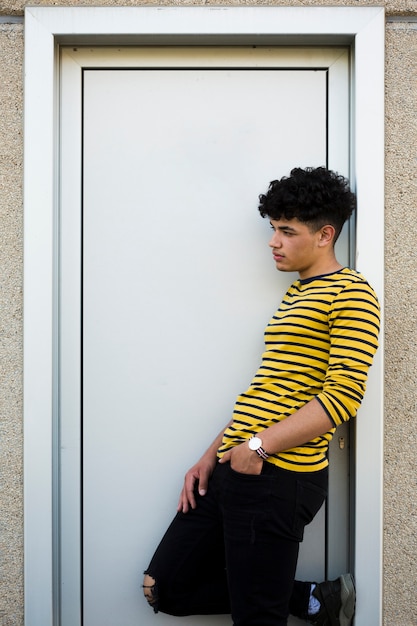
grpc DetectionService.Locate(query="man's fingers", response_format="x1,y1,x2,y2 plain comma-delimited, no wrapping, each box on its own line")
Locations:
177,473,198,513
177,488,194,513
197,469,210,496
185,485,196,510
177,461,216,512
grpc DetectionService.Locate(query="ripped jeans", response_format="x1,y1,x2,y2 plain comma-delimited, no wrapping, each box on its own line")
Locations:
144,461,328,626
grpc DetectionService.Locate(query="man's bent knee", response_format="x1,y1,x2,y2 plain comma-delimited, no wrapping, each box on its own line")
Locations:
143,573,158,612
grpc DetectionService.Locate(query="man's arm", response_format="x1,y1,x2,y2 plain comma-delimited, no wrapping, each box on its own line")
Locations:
177,420,232,513
220,281,380,474
219,399,333,474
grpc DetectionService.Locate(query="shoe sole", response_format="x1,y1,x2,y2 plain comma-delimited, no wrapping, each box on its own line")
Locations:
339,573,356,626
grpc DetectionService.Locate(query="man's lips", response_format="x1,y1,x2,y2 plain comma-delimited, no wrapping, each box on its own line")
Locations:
272,252,284,261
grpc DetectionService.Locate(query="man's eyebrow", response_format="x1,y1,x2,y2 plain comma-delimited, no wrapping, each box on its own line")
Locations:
270,222,298,233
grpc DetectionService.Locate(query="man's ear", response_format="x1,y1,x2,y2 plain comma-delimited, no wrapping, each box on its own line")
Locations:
318,225,336,247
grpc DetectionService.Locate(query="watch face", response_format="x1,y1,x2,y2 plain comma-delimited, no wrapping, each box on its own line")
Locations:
249,436,262,451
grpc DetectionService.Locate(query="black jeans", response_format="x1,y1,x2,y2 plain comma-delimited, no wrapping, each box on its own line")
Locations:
145,461,328,626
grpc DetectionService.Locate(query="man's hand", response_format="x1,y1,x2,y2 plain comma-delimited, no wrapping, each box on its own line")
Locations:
177,454,217,514
176,419,233,514
219,441,263,475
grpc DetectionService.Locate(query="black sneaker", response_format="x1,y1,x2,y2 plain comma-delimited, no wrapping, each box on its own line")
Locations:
309,573,355,626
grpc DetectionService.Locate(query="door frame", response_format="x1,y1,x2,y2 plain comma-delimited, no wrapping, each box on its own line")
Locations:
23,7,385,626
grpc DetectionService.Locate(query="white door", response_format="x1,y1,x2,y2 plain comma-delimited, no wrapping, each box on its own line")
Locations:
59,46,350,626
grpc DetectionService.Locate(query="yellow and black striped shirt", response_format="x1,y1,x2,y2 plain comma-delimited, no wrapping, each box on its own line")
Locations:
218,268,380,472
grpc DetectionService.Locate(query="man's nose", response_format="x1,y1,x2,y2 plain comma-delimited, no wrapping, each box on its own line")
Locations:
269,232,281,248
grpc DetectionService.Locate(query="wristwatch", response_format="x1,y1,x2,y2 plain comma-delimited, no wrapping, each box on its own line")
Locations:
248,436,269,460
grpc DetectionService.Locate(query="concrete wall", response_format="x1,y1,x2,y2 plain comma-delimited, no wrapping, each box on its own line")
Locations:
0,2,416,625
0,18,24,626
384,17,417,625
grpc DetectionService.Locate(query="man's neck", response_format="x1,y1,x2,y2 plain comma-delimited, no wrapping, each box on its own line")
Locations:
298,260,343,281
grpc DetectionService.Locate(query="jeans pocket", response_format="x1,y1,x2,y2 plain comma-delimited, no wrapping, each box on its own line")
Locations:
293,480,327,541
228,464,264,479
223,463,273,513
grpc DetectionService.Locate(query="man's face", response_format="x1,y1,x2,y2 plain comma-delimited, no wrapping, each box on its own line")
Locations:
268,217,325,279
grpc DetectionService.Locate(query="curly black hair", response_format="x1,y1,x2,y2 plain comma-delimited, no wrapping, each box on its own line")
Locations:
258,167,356,242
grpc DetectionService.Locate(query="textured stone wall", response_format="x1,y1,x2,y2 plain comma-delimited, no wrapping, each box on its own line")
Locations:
384,18,417,626
0,19,23,626
0,0,416,16
0,3,416,625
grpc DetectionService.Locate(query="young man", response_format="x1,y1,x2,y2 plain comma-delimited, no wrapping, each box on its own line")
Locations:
143,167,380,625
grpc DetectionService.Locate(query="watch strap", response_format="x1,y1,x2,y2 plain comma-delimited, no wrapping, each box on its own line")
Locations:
255,446,269,460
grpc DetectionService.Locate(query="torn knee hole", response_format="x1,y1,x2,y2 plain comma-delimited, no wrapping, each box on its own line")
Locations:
143,573,158,608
